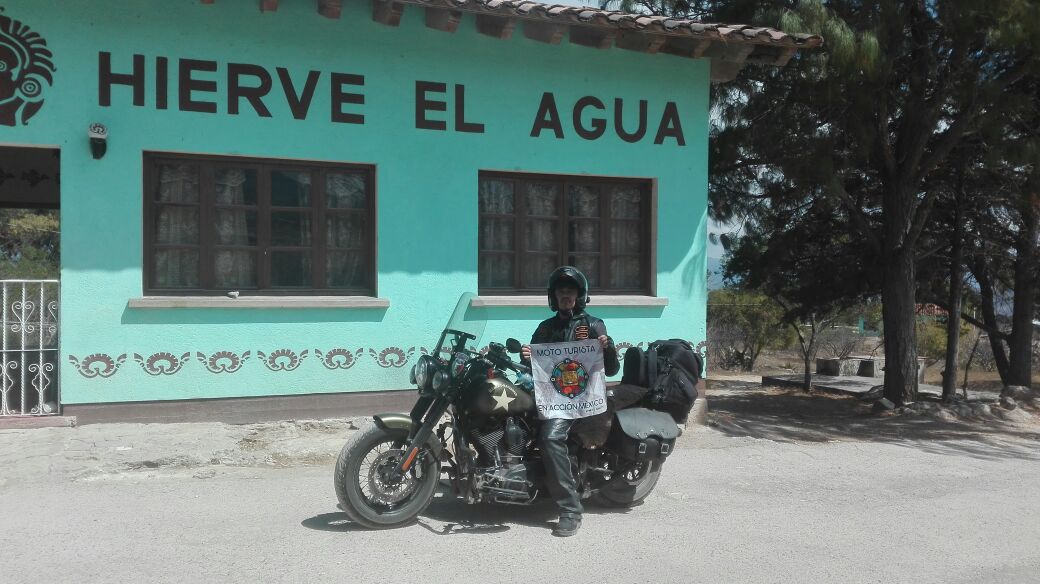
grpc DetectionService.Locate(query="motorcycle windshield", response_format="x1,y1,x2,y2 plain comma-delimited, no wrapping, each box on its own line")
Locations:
438,292,487,357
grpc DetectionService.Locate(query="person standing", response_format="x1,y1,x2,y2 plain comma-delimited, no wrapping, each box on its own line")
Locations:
522,266,619,536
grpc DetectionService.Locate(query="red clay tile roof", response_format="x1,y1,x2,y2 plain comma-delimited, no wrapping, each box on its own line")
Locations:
205,0,824,82
409,0,823,49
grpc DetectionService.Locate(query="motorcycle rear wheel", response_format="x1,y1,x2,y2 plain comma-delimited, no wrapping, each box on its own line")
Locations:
334,423,439,529
591,458,662,508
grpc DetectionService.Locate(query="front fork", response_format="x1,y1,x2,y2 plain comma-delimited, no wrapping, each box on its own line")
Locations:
395,395,450,476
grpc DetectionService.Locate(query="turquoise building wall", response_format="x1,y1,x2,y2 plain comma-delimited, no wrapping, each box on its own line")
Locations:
0,0,709,405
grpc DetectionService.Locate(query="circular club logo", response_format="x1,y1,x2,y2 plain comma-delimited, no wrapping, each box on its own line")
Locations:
550,358,589,399
0,8,55,126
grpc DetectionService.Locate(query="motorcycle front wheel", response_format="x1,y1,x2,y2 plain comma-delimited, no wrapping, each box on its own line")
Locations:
591,458,662,508
334,423,439,529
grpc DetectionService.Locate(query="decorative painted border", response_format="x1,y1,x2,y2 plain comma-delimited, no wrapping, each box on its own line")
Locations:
68,354,128,378
257,349,309,372
315,348,364,370
196,350,250,373
66,339,704,379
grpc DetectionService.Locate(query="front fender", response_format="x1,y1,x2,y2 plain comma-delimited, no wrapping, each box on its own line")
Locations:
372,413,442,457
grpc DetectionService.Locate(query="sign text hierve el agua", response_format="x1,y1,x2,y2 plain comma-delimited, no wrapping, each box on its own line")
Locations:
98,53,687,146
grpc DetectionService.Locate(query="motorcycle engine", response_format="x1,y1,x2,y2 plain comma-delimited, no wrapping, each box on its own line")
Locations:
470,416,528,465
469,417,536,504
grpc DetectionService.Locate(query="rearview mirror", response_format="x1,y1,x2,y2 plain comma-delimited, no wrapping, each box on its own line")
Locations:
505,338,522,354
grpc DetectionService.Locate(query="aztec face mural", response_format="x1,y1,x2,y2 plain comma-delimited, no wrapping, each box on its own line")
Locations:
0,8,55,126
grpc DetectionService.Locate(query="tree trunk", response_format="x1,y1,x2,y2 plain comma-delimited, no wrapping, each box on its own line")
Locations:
975,261,1011,383
1006,189,1038,387
803,352,812,391
882,247,919,405
943,182,965,400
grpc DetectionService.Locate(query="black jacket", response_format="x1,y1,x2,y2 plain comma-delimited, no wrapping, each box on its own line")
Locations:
530,311,620,376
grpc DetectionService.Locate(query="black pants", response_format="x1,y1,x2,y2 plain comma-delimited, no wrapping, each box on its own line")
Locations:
539,418,582,518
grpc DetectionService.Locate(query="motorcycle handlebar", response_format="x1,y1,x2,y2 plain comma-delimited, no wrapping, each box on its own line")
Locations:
484,347,531,375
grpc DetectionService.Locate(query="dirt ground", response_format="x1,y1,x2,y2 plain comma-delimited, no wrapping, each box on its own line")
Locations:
705,374,1040,448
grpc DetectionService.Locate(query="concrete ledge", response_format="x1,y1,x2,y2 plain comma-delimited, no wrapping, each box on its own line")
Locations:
63,390,417,425
472,295,668,307
128,296,390,309
0,415,77,429
763,374,942,398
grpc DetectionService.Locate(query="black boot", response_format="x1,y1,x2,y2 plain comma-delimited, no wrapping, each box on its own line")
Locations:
553,515,582,537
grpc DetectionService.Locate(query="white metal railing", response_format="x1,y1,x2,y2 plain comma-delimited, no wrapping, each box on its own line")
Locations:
1,280,59,416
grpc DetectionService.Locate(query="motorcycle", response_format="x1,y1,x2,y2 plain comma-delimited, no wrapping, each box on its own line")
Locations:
333,292,681,529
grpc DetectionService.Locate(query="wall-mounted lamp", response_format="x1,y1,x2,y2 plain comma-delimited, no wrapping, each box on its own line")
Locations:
88,123,107,159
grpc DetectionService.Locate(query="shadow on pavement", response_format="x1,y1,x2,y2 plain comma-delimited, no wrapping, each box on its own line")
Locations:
307,487,635,535
708,380,1040,462
300,512,375,533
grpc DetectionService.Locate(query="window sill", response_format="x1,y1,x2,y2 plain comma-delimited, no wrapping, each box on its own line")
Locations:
471,295,668,308
128,296,390,309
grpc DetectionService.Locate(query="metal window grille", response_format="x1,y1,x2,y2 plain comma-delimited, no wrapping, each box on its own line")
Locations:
1,280,59,416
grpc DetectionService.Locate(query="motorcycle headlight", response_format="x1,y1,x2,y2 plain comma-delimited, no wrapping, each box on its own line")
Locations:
432,370,450,392
412,355,437,390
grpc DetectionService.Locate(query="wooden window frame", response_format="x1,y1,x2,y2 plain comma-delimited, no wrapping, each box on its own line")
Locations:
478,171,656,296
143,152,377,296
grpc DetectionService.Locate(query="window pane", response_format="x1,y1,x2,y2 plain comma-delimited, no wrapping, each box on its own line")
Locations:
569,221,599,252
327,214,366,249
156,163,198,203
271,211,312,246
153,249,199,288
526,219,558,252
523,255,558,288
568,185,600,217
479,179,514,214
327,173,367,209
479,255,514,288
479,218,514,251
214,168,257,205
327,251,367,288
271,170,312,207
155,206,198,244
270,251,311,287
610,222,641,254
610,185,642,219
568,255,600,288
215,209,257,245
214,251,257,288
610,257,643,289
526,183,559,216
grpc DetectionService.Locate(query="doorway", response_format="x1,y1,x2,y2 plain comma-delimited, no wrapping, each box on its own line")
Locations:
0,145,59,415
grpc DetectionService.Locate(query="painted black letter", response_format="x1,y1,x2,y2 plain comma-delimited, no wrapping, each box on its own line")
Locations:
99,52,145,107
614,98,647,143
278,68,320,120
178,59,218,114
228,63,273,117
331,73,365,124
653,102,685,146
155,57,168,110
530,92,563,139
454,84,485,133
573,96,606,141
415,81,447,131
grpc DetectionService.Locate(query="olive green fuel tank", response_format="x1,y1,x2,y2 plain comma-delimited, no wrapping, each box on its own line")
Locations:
460,375,535,417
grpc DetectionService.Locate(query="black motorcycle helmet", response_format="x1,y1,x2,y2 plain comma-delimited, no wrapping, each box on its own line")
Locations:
547,265,590,312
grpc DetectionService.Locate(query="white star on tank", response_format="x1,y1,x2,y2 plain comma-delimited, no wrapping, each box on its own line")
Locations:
492,387,516,412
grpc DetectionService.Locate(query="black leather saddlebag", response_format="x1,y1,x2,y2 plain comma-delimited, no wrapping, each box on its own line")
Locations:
607,407,680,461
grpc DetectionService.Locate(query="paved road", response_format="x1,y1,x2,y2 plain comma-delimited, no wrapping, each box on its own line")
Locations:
3,425,1040,584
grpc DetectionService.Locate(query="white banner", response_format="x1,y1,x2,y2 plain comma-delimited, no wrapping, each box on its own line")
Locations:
530,339,607,420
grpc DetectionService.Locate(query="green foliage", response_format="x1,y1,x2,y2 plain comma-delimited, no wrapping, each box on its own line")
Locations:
916,320,948,361
708,288,794,370
0,209,60,280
